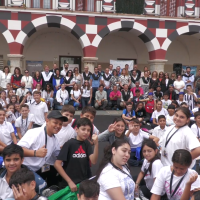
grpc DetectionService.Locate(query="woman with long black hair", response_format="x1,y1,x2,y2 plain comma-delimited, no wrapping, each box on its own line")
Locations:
64,70,75,94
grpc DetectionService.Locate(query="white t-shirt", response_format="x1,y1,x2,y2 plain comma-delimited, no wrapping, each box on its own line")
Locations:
160,125,200,168
161,99,172,109
26,100,48,125
191,123,200,138
55,124,76,147
56,89,69,104
18,126,60,171
152,125,167,140
98,163,135,200
16,88,29,98
173,80,185,94
0,174,14,199
1,73,12,88
125,130,149,148
0,121,14,145
6,113,16,123
177,100,187,106
15,114,35,137
70,89,81,99
81,86,91,98
141,159,163,190
151,166,200,200
166,115,175,126
21,76,33,88
152,108,168,122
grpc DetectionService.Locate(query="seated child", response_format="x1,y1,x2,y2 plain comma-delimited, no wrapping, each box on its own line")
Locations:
166,104,175,126
192,100,200,114
125,118,159,166
77,180,100,200
177,92,187,106
161,92,171,109
54,118,98,190
135,101,148,123
152,115,167,142
9,168,47,200
122,102,136,125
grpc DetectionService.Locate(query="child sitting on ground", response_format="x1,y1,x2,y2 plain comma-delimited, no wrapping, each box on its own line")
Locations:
125,118,159,166
122,102,136,125
161,92,171,109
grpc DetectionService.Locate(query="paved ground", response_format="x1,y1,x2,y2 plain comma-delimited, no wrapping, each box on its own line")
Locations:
74,114,141,177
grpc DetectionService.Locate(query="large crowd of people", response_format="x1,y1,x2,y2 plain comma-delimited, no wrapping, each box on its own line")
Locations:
1,63,200,200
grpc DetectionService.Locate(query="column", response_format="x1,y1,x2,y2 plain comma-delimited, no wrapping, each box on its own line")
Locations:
177,0,185,17
82,57,98,73
155,0,161,15
7,54,24,74
195,0,200,17
148,59,168,73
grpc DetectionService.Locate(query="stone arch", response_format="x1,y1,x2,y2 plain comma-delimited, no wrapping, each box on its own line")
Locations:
91,20,161,55
161,24,200,52
15,15,91,51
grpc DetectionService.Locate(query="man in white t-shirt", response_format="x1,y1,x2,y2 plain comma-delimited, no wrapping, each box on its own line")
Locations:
126,118,159,166
16,82,29,102
15,104,34,139
21,91,48,128
60,63,69,77
18,110,68,186
21,70,33,92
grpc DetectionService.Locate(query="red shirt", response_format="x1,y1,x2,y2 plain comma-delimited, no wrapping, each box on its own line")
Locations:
130,87,144,96
110,91,121,101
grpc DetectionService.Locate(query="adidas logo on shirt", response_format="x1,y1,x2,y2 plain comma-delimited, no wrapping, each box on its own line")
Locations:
73,145,86,158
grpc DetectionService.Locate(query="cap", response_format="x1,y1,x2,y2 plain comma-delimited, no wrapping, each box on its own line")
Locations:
148,92,153,96
47,110,68,122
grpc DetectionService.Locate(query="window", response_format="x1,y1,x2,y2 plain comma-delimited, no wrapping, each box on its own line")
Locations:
33,0,40,8
43,0,50,9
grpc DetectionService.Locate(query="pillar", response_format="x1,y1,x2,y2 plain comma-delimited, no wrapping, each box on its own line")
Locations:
148,59,168,73
155,0,161,15
82,57,98,73
177,0,185,17
7,54,24,74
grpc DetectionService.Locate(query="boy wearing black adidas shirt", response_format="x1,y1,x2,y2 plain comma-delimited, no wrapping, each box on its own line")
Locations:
54,118,98,191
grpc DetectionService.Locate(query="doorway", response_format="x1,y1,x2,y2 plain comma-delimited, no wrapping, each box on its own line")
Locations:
59,56,82,72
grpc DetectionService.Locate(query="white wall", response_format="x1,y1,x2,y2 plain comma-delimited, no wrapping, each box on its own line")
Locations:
96,31,149,70
23,27,83,65
165,35,200,71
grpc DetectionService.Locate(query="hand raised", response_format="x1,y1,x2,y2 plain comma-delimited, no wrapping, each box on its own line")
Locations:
92,133,98,145
108,122,117,132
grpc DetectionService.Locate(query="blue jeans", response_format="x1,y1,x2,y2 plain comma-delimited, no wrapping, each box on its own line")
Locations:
104,88,111,101
92,87,98,106
74,101,80,107
55,100,69,110
47,97,54,108
27,88,32,92
81,97,91,108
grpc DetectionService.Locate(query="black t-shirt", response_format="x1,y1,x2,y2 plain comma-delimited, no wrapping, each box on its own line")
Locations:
135,108,146,118
57,138,93,189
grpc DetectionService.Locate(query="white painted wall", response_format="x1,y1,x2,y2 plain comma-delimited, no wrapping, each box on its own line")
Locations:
96,31,149,69
23,27,83,64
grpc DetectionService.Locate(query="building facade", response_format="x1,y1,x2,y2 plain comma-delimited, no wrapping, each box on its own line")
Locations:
0,0,200,73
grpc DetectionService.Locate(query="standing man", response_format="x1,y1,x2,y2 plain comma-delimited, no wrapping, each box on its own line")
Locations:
82,66,92,83
21,70,33,92
116,66,121,76
182,66,195,89
109,64,113,75
50,63,57,75
194,69,200,94
101,68,112,101
97,64,104,76
61,63,69,77
90,67,102,106
21,91,48,128
41,65,53,89
17,110,68,186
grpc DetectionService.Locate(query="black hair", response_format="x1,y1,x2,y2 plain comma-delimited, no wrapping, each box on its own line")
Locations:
2,144,24,160
95,139,130,181
186,85,192,88
126,102,132,106
193,190,200,200
112,117,126,138
141,139,160,175
136,101,144,109
186,66,191,70
81,106,96,117
0,108,5,113
158,115,166,121
175,107,191,119
79,180,100,198
135,89,140,93
76,117,93,131
171,100,179,108
172,149,192,166
44,83,53,92
194,111,200,118
99,84,104,88
66,70,73,78
9,168,35,188
163,92,169,96
180,102,188,106
167,104,175,110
